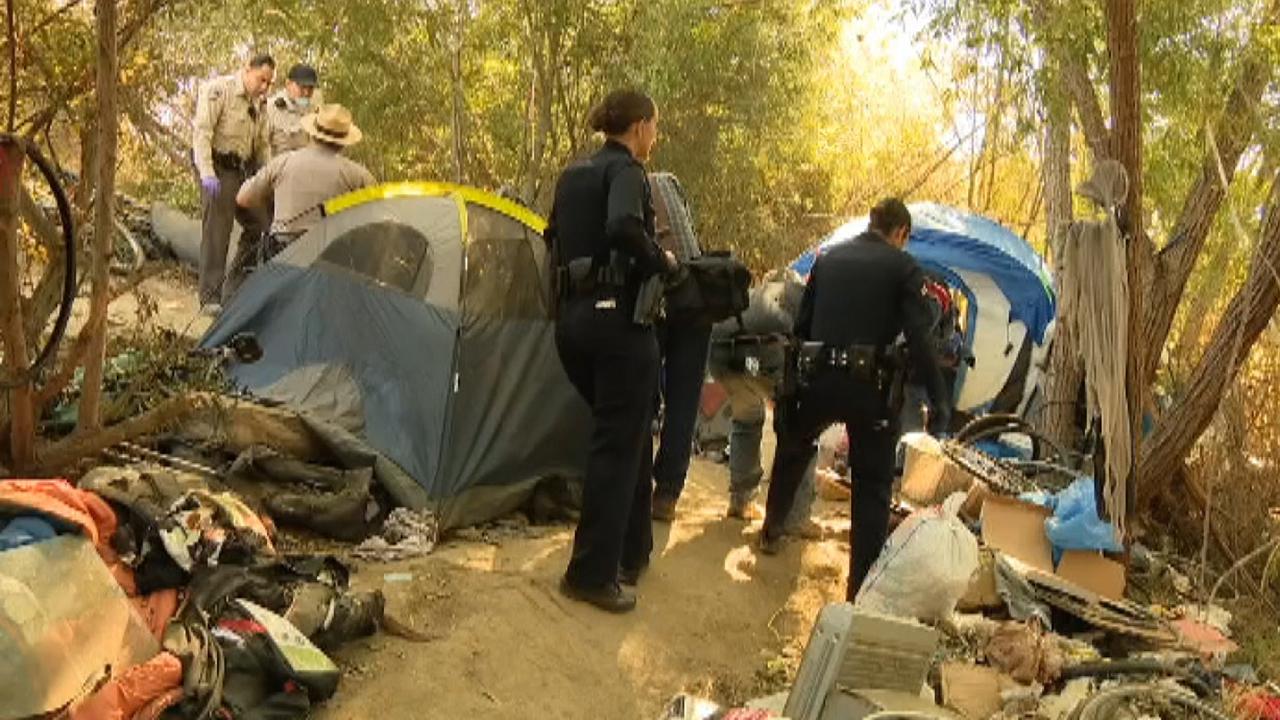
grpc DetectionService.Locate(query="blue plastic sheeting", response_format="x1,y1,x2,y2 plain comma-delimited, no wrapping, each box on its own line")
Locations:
791,203,1056,344
972,438,1031,461
1020,477,1122,563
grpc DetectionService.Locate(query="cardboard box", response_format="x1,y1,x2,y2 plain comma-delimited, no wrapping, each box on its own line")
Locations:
959,480,992,524
979,495,1126,600
821,689,962,720
940,663,1018,720
900,434,977,506
957,549,1002,612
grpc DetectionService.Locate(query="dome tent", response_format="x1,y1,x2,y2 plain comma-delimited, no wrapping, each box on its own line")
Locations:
791,202,1056,415
201,182,591,529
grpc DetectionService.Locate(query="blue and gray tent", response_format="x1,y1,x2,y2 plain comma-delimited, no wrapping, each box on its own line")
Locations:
791,202,1056,416
201,182,591,529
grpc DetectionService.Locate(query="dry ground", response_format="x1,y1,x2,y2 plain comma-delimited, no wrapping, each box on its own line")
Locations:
110,269,853,719
318,459,852,720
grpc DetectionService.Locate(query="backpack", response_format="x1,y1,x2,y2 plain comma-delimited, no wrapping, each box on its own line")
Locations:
665,250,752,325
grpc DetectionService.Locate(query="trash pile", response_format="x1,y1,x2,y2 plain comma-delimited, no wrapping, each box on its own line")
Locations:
660,429,1273,720
0,399,431,718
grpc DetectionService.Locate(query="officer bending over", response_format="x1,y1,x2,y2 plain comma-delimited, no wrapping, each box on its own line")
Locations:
758,198,950,601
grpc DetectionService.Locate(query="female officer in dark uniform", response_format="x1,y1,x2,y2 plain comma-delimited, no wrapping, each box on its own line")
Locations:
545,89,677,613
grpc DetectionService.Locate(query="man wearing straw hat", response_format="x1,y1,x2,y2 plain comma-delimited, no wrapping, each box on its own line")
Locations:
231,103,376,288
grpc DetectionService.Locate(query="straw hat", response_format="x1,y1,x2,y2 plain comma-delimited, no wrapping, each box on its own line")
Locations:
301,103,363,147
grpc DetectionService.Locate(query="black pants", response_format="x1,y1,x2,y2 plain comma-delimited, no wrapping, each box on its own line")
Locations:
555,297,659,589
653,317,712,501
763,369,897,601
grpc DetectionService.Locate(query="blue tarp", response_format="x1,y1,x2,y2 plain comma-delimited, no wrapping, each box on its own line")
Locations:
791,203,1056,344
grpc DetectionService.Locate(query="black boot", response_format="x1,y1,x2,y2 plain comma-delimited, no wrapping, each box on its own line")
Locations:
618,563,648,587
558,576,637,613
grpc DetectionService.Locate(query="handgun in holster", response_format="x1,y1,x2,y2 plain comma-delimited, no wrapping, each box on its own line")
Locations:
883,344,909,422
796,341,825,385
632,273,665,326
774,337,802,434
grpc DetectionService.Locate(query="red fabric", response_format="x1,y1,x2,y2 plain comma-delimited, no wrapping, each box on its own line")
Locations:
69,652,183,720
219,618,268,636
0,479,117,545
132,689,184,720
700,380,729,417
1233,685,1280,720
924,279,952,315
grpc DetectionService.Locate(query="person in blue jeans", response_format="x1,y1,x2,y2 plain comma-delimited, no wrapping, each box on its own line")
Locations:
651,318,713,519
692,269,821,534
649,172,713,521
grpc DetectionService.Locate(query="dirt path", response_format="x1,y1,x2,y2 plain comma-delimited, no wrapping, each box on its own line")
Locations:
105,274,852,717
318,460,852,719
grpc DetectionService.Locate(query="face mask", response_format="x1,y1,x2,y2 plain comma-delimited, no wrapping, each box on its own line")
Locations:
294,96,311,110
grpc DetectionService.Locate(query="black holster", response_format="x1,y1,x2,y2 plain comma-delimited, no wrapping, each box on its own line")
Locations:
212,150,250,174
772,338,802,434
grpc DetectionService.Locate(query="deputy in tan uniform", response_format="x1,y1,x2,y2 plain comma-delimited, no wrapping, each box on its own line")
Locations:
235,103,376,272
266,64,320,155
192,53,275,313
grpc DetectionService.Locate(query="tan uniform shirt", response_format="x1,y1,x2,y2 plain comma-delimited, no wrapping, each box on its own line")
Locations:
239,144,376,235
192,74,270,179
266,89,320,156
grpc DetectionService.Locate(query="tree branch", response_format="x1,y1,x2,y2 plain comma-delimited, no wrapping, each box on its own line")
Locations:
18,0,175,135
1139,172,1280,506
34,392,207,473
33,263,167,409
5,0,15,133
26,0,86,38
1140,42,1275,383
1061,55,1110,161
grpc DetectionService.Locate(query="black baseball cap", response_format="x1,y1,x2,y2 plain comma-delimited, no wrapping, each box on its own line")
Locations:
287,64,318,87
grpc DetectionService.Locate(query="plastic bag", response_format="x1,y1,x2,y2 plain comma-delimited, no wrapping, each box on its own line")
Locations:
855,493,980,623
1043,478,1121,554
0,536,159,718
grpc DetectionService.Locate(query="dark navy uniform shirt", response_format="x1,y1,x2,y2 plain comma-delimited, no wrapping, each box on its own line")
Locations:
544,140,667,286
796,230,949,412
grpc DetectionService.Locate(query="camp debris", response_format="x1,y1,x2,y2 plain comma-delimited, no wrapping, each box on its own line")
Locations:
0,471,389,719
706,432,1261,720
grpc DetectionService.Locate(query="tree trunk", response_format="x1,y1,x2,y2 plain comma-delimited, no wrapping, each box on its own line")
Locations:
1038,77,1081,450
78,0,117,431
1141,52,1273,384
1167,237,1237,382
1106,0,1147,528
519,0,554,207
0,137,34,470
448,0,468,185
76,108,95,216
1139,174,1280,506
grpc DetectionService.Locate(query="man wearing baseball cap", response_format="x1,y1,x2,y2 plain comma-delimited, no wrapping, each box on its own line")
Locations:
266,63,321,156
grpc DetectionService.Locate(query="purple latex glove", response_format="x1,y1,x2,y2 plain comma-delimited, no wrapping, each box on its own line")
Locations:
200,176,221,200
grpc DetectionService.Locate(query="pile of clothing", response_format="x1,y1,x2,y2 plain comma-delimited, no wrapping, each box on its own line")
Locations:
0,472,382,719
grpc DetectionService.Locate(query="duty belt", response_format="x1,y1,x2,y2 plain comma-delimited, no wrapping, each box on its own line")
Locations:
212,150,250,174
557,254,630,298
797,341,895,384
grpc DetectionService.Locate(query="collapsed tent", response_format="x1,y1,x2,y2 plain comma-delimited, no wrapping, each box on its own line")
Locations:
791,202,1056,416
201,182,590,529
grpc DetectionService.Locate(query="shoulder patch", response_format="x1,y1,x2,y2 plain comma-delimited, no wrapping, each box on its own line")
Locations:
274,97,287,109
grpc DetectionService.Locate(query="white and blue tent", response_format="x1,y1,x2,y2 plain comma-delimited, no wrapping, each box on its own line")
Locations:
791,203,1056,416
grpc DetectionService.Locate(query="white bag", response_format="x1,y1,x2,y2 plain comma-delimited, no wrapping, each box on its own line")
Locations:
855,493,980,623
